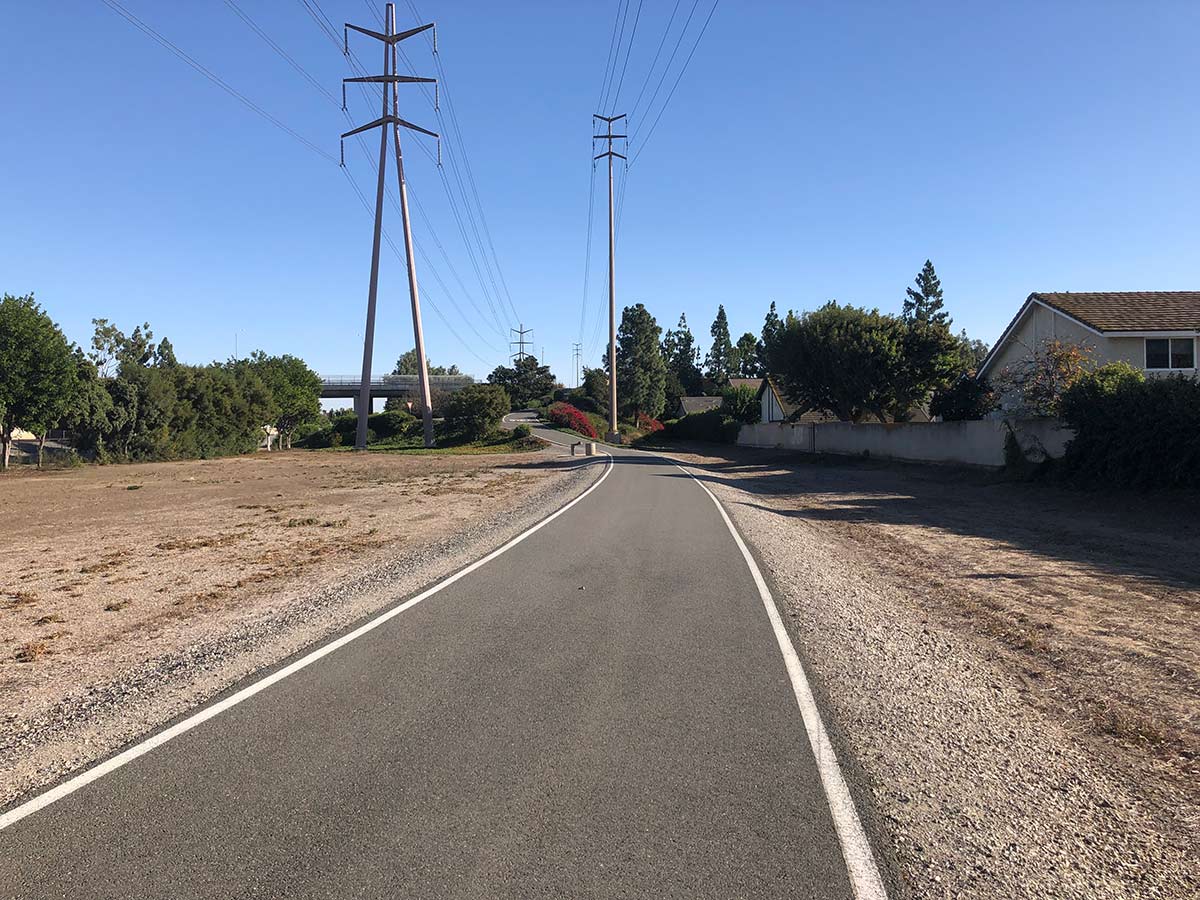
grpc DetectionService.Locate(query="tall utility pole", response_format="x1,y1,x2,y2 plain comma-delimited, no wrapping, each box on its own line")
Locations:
341,4,439,449
510,324,533,362
572,342,582,388
594,113,626,442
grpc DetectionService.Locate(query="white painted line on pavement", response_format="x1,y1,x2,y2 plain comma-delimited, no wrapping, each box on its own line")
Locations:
0,453,615,833
672,462,889,900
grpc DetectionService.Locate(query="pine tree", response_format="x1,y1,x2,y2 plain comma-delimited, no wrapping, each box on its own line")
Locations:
733,332,763,377
615,303,666,419
661,313,703,404
705,305,735,386
759,301,783,373
903,260,949,326
893,260,959,419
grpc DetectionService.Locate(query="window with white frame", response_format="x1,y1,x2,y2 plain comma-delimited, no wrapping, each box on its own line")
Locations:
1144,337,1195,370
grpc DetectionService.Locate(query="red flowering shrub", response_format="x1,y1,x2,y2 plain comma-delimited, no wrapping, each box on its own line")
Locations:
546,402,598,439
636,414,664,433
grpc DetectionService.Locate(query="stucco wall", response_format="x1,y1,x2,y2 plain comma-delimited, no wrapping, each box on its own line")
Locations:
738,419,1073,468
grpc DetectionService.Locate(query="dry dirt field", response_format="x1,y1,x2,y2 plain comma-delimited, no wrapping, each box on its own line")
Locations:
668,447,1199,899
0,447,587,802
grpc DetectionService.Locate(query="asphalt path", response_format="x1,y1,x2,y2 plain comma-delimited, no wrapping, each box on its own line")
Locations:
0,417,878,899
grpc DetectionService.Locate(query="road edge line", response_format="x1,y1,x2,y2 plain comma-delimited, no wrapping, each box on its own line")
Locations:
0,453,614,833
671,461,888,900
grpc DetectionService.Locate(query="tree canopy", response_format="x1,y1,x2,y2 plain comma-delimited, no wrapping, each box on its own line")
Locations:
767,301,908,422
732,332,763,378
0,294,79,468
235,352,322,448
704,305,735,386
615,303,667,420
661,313,703,414
392,348,464,377
487,355,555,409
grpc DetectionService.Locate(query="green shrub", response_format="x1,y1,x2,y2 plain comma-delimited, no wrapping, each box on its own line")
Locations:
331,414,357,443
659,409,740,443
720,384,760,424
369,409,417,438
1059,368,1198,488
930,374,997,421
444,384,511,440
512,423,531,439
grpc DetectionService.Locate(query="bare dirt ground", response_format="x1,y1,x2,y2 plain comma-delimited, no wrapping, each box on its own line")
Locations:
666,446,1199,899
0,447,596,805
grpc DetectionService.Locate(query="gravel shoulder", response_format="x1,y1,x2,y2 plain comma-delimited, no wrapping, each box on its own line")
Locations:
1,447,602,808
663,445,1199,899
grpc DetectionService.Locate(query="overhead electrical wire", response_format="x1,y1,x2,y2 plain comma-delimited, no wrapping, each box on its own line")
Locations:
102,0,503,367
225,0,507,350
101,0,337,165
631,0,720,165
607,0,645,114
302,0,515,342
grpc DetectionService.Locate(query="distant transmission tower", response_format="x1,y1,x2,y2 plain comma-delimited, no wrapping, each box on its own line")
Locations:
341,3,440,449
572,342,582,387
510,324,533,362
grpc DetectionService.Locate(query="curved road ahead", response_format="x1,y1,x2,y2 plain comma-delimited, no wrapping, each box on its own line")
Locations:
0,417,884,899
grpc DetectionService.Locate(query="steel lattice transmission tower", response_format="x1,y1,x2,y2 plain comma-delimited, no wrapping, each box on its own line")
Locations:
341,4,440,449
594,113,626,443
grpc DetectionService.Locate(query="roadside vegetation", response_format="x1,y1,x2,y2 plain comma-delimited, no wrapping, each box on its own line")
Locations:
1,293,322,469
301,384,541,455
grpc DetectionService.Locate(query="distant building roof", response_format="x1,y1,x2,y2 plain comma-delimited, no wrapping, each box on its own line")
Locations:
727,377,764,392
678,396,722,415
1031,292,1200,333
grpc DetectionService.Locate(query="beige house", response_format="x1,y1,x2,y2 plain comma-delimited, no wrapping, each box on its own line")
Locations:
979,292,1200,384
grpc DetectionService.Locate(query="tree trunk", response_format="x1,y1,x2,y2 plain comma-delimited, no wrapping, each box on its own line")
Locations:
1,432,10,470
37,433,46,469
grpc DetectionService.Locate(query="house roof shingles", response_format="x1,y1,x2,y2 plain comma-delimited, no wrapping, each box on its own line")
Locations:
727,377,764,391
678,396,722,415
1033,291,1200,333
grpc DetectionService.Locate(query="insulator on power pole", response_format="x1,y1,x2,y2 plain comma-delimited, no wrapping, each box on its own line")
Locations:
432,25,438,54
340,139,345,167
343,26,349,56
342,83,347,111
434,83,439,112
436,137,442,167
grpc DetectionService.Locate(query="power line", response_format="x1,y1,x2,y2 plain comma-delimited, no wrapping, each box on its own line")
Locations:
628,0,684,121
631,0,720,165
101,0,337,165
295,0,513,342
224,0,506,348
596,0,628,113
106,0,500,372
608,0,645,113
578,158,598,346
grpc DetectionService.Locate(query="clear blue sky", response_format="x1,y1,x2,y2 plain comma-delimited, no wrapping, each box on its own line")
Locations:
4,1,1199,387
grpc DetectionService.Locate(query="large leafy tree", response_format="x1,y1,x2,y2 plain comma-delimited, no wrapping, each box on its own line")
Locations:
660,313,703,413
392,348,464,377
0,294,79,469
487,355,555,409
239,352,322,449
704,305,735,386
444,384,510,440
890,260,962,419
767,301,907,422
733,332,763,377
613,303,666,420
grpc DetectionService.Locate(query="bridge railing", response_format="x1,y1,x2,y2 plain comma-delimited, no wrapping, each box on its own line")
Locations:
319,375,476,391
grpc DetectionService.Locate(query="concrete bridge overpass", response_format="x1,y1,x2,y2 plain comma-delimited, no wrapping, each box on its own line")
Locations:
319,374,475,405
